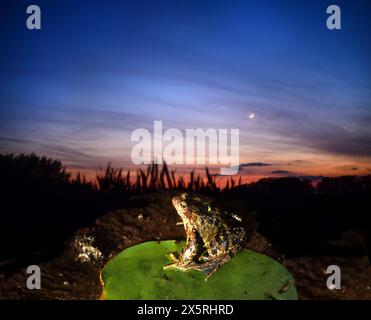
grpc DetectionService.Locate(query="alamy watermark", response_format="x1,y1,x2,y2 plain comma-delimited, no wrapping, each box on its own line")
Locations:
326,265,341,290
131,121,239,175
25,4,341,32
26,265,41,290
26,5,41,30
326,5,341,30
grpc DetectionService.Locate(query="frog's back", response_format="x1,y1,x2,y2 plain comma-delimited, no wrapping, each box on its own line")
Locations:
194,212,222,240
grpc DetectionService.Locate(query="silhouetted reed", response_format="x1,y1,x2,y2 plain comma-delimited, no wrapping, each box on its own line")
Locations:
93,161,241,196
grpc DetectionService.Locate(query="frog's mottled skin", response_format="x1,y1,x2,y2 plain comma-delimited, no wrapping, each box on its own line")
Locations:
164,193,247,280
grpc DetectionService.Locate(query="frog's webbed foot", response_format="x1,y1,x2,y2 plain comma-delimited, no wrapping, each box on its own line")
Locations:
163,262,178,270
163,252,180,269
163,261,198,271
163,250,204,272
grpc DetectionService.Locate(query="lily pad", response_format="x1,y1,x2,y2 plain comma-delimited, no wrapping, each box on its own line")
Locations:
100,240,297,300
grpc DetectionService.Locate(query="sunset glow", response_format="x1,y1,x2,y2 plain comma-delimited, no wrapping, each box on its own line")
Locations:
1,1,370,181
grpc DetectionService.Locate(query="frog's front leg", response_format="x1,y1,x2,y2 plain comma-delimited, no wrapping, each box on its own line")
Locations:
164,229,201,270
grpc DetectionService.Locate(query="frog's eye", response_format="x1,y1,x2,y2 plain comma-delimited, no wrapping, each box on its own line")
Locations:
180,201,187,209
181,193,188,200
203,202,211,212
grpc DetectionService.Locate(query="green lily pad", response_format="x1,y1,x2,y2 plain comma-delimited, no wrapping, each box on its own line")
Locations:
100,240,297,300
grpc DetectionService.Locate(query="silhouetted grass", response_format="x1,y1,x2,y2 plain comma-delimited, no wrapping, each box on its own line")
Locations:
93,161,243,196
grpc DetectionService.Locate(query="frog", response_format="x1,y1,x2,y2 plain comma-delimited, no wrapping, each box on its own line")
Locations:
164,193,247,280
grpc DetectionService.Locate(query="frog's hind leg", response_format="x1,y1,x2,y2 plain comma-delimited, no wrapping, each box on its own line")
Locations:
165,254,231,280
192,253,231,280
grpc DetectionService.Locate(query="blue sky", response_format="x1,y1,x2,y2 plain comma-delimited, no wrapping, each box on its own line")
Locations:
1,0,371,178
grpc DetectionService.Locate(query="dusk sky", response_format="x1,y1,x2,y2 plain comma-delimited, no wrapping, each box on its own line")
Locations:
1,0,371,181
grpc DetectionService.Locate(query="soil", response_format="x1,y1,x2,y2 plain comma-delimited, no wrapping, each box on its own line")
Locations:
1,192,370,300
